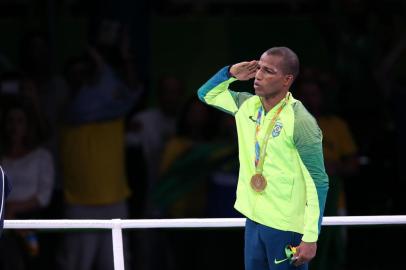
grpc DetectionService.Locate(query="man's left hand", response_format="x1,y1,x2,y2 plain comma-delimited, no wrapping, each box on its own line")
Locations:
293,241,317,266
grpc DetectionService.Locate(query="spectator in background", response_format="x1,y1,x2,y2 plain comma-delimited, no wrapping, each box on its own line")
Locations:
0,72,53,150
151,97,214,270
19,77,52,141
18,31,70,221
206,111,240,218
154,97,213,217
126,75,185,217
56,22,140,270
204,111,244,270
296,78,359,270
125,75,184,270
18,32,69,145
0,101,54,270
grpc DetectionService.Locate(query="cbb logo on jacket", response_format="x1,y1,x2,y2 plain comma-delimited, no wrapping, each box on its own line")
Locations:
272,121,283,137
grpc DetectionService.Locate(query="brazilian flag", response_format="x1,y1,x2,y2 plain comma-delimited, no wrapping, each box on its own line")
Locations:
152,141,238,214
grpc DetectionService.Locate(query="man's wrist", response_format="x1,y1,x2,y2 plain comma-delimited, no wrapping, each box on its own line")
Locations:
301,234,318,243
227,65,235,78
301,240,317,244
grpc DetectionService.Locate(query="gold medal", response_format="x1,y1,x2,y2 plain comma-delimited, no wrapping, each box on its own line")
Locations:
251,93,289,193
250,173,267,192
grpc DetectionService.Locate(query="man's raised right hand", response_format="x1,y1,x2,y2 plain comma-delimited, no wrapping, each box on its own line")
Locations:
229,60,258,81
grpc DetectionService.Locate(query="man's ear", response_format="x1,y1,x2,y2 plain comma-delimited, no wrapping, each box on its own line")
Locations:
284,75,294,86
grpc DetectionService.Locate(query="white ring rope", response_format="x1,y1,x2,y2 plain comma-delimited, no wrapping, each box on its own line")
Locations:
4,216,406,230
0,166,5,222
3,216,406,270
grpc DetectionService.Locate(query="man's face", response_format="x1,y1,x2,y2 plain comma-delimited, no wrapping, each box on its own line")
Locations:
254,53,292,98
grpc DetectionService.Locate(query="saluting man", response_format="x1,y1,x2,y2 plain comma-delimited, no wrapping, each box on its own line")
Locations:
197,47,329,270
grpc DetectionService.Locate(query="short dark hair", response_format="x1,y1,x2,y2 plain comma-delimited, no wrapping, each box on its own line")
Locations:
0,99,41,153
265,47,300,80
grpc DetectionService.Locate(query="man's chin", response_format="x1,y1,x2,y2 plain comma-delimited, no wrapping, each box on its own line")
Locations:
255,88,265,96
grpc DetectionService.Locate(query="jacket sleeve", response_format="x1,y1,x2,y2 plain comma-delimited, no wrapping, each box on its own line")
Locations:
197,66,252,115
293,105,329,242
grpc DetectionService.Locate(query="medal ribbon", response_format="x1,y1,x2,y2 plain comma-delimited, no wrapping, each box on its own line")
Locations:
254,93,290,174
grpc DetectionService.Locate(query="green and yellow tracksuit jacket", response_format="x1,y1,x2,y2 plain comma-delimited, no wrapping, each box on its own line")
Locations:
197,66,329,242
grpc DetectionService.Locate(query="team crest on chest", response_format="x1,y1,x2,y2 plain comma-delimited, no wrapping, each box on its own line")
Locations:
272,121,283,137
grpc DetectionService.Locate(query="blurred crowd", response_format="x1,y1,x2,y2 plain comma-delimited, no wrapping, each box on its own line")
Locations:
0,0,405,269
0,19,243,270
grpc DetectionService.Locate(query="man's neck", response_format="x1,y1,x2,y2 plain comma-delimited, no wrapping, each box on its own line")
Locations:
261,90,288,113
